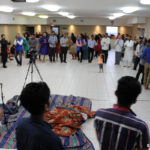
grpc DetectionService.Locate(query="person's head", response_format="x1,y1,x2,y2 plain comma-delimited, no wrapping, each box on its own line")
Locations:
24,33,28,38
31,33,35,39
115,76,141,107
91,35,94,40
78,34,81,39
118,35,122,40
1,34,5,39
43,32,46,37
128,35,132,41
63,33,67,38
51,31,55,36
20,82,50,116
16,33,20,39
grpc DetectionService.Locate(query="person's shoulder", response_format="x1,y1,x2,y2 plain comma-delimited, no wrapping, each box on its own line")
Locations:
16,118,30,128
95,108,112,117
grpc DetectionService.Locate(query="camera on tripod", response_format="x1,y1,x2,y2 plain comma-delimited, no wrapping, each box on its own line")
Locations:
28,48,37,63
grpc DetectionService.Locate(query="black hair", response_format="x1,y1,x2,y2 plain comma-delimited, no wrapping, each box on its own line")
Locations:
1,34,5,38
20,82,50,115
116,76,141,106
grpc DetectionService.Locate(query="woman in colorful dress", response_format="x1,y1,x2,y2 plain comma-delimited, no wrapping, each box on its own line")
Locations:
23,33,29,58
39,32,49,62
94,35,101,57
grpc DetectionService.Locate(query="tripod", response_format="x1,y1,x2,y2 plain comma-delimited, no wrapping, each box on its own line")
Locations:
23,54,43,88
0,83,16,133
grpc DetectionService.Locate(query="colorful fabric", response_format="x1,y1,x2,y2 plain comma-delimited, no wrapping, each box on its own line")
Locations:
45,105,95,136
0,95,95,150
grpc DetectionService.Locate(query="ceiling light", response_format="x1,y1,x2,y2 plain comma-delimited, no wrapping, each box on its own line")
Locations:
140,0,150,5
0,6,14,12
26,0,39,3
58,12,69,17
108,16,116,20
122,7,139,13
67,15,76,19
22,12,36,16
42,5,60,12
113,13,125,17
39,15,49,19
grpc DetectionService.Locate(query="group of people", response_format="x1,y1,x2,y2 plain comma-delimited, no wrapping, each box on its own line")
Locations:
1,31,150,89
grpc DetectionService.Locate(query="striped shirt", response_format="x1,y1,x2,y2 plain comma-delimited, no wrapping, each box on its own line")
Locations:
94,105,150,150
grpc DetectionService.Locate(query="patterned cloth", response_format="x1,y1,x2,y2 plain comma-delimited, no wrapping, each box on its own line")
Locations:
45,105,95,136
0,95,95,150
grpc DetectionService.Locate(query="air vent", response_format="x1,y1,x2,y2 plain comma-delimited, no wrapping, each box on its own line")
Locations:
11,0,26,2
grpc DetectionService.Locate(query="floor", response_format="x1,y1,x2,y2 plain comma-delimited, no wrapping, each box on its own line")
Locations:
0,50,150,150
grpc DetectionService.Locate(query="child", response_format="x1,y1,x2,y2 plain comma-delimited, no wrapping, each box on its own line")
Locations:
98,53,104,73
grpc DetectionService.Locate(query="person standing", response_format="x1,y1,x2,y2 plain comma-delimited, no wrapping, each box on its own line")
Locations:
114,35,124,65
14,33,23,66
48,31,58,62
95,76,149,150
39,32,49,62
28,34,37,63
94,35,101,58
101,34,110,63
0,34,10,68
123,36,134,67
76,34,86,63
60,33,69,63
23,33,29,58
88,35,96,63
141,39,150,90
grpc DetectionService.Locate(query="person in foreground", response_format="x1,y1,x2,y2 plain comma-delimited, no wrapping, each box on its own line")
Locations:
95,76,150,150
16,82,64,150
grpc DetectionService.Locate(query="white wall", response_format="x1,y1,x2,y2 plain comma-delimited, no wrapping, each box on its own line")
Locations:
0,14,47,25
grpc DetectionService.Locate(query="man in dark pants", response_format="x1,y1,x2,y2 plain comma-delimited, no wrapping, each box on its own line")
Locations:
101,34,110,63
16,82,64,150
0,34,10,68
60,33,69,63
14,33,23,66
88,35,96,63
48,31,58,62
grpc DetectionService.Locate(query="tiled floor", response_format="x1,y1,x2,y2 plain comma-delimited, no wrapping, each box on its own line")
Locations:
0,50,150,150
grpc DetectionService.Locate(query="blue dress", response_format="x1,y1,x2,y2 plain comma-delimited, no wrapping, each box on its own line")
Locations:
39,36,49,55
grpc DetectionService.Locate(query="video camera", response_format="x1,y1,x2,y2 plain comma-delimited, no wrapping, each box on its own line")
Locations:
27,48,37,63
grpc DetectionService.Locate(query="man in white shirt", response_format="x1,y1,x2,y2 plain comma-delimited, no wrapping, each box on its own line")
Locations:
114,35,124,65
123,36,134,67
88,35,96,63
101,34,110,63
60,33,69,63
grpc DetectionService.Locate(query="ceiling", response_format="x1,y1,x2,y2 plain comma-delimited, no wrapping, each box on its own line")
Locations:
1,0,150,19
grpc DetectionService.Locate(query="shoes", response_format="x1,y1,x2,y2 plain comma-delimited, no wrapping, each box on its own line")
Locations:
64,61,67,63
3,66,7,68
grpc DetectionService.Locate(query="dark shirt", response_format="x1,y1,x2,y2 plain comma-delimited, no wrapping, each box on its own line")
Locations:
29,38,37,51
95,105,150,150
16,117,64,150
0,39,10,53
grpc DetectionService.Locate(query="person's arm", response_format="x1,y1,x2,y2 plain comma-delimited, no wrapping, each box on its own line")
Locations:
17,39,23,46
76,40,81,47
14,40,17,45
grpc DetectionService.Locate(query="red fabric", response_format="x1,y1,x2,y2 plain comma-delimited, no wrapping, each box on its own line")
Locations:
56,41,61,54
94,39,101,52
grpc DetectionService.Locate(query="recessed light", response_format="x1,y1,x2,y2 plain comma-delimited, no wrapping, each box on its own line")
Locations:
26,0,39,3
42,5,60,12
113,13,125,17
140,0,150,5
58,12,69,17
22,12,36,16
122,7,139,13
108,16,116,20
67,15,76,19
0,6,14,12
39,15,49,19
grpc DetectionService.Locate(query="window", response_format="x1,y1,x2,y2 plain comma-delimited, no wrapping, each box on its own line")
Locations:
106,26,118,36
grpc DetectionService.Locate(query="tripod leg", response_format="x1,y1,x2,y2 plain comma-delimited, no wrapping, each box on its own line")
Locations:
34,63,43,81
31,62,33,82
23,63,31,88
